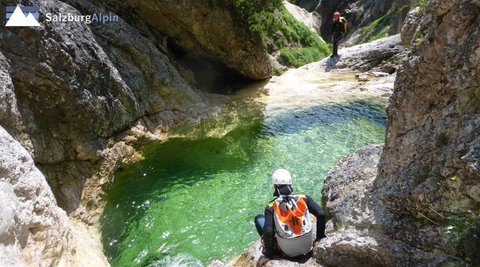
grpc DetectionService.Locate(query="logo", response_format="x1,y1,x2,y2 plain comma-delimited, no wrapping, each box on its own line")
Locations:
6,6,40,27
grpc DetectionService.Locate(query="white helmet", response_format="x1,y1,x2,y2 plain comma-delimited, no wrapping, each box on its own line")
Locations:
272,169,292,185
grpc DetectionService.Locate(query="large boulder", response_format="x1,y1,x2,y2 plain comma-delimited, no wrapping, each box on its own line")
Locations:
400,7,421,47
316,145,456,266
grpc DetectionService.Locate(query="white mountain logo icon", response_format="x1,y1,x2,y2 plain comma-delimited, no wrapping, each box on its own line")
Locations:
6,6,41,27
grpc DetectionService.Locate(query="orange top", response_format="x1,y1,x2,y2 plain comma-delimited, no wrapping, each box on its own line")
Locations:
273,197,307,236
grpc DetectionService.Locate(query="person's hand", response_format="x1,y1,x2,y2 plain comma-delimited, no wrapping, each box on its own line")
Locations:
256,255,270,267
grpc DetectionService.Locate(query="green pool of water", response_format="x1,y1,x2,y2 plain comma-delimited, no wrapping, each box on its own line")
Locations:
100,100,386,266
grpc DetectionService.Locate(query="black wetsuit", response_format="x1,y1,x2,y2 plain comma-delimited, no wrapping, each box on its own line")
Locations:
332,18,346,57
254,185,326,259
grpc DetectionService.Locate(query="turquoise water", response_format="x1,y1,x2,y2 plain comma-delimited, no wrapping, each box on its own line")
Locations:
100,100,386,266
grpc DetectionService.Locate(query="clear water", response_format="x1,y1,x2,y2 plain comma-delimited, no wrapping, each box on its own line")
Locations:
100,99,386,266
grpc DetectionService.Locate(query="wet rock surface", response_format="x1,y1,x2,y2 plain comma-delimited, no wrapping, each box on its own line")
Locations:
288,0,320,12
305,34,407,74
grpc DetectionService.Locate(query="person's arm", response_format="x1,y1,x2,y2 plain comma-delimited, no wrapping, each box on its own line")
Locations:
305,195,326,240
262,206,275,258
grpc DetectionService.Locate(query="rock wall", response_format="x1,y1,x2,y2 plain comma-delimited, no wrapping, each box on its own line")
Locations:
318,0,480,265
96,0,272,81
378,0,480,262
0,126,109,267
317,145,457,266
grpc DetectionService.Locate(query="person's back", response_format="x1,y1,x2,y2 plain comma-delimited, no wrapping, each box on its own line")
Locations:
254,169,326,266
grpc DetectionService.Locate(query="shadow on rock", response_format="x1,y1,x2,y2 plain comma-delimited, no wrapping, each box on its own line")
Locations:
324,56,341,72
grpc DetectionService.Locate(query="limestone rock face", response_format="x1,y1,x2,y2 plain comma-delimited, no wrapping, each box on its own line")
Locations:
229,240,320,267
378,0,480,263
400,7,421,47
283,0,322,34
288,0,320,12
318,0,480,265
0,126,108,267
98,0,272,80
316,145,456,266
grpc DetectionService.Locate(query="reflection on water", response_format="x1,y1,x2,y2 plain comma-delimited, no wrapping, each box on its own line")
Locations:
101,96,386,266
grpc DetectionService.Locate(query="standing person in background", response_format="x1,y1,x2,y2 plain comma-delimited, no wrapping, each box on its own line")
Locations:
331,11,348,58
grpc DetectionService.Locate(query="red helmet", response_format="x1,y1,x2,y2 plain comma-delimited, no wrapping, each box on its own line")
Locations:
333,11,341,17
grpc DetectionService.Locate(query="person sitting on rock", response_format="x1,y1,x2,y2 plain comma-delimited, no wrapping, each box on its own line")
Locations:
254,169,326,266
331,11,348,58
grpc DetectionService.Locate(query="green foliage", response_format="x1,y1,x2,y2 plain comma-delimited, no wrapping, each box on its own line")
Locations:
234,1,330,68
439,184,480,261
415,31,426,45
436,132,448,147
470,87,480,109
277,5,327,48
280,47,324,67
357,13,392,44
275,5,330,67
418,0,428,10
272,67,285,76
414,177,480,265
233,0,283,39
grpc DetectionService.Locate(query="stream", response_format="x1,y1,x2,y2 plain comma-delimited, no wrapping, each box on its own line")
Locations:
100,70,390,266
